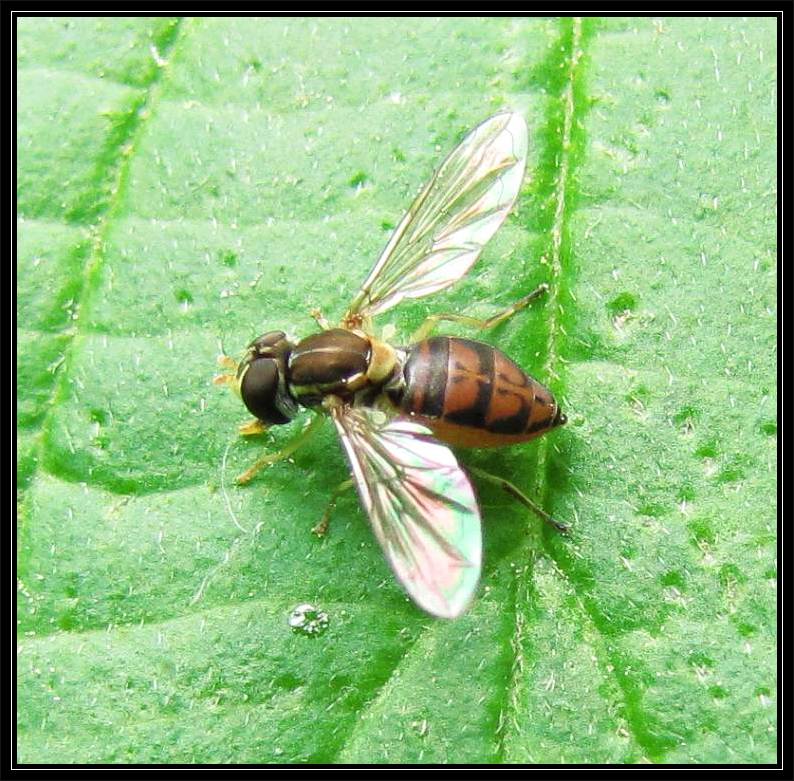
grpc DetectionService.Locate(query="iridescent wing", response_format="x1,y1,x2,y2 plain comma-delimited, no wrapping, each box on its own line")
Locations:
345,111,528,320
332,406,481,619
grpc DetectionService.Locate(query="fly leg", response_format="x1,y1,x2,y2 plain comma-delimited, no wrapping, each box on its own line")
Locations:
468,464,569,533
236,414,325,485
310,308,332,330
410,283,549,342
312,478,354,537
238,419,268,436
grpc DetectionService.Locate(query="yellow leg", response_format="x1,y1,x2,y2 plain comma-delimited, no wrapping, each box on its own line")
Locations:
310,308,331,330
468,465,569,533
312,478,354,537
238,419,268,436
236,415,325,485
411,283,549,343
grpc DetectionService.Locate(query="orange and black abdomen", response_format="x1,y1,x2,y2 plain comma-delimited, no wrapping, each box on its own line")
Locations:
396,336,565,448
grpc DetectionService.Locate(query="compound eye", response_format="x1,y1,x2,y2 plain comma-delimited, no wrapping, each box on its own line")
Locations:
239,358,291,424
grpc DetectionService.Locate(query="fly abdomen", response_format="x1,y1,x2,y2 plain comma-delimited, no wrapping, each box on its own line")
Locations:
397,336,565,448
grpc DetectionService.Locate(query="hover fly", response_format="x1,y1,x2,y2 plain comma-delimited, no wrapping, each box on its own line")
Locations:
215,112,566,619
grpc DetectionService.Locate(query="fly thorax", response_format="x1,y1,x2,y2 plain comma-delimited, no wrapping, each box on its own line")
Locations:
288,329,372,406
365,336,399,384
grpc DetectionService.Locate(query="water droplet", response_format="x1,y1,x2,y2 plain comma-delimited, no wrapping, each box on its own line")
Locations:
288,603,329,636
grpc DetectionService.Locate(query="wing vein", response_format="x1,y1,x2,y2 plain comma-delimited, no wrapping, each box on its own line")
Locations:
332,407,482,618
345,112,528,320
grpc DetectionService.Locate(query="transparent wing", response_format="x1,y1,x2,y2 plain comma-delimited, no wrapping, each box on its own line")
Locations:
346,111,528,320
332,406,481,619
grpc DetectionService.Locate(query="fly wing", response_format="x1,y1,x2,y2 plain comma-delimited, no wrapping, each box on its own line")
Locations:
346,111,528,320
332,406,481,619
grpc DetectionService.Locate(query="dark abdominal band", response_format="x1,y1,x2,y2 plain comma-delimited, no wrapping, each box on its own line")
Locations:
444,340,495,429
409,337,448,418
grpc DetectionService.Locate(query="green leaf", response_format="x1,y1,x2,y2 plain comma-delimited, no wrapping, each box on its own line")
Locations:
18,17,776,763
